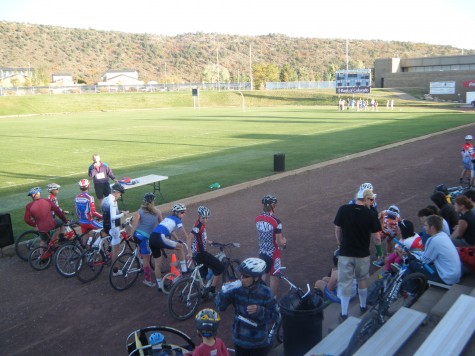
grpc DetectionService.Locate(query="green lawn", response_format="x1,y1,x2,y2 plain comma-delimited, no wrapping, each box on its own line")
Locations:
0,94,472,236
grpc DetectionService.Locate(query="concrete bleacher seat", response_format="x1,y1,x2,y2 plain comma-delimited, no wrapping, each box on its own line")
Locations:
353,307,426,356
414,294,475,355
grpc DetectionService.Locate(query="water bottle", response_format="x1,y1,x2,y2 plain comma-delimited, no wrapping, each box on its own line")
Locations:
221,280,242,293
87,235,93,246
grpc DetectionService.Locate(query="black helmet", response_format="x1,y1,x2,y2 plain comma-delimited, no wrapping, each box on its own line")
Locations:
195,308,220,337
111,183,125,194
262,195,277,206
143,193,155,204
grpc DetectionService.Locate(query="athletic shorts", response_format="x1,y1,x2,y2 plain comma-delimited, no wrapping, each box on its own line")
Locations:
259,249,281,276
94,182,111,199
134,230,151,255
194,251,225,278
149,232,177,259
338,255,370,297
54,217,65,229
79,220,103,234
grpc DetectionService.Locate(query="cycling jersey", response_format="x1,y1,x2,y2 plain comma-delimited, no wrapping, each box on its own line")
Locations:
88,161,115,184
152,215,183,236
191,219,207,254
379,210,401,239
255,212,281,257
75,192,102,225
24,198,67,233
102,194,123,233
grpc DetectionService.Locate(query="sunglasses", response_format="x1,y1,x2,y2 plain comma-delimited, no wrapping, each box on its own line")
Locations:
367,198,374,202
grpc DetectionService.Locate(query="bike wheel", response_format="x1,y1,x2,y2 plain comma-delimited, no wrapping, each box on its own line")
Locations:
29,247,52,271
109,253,141,291
76,248,106,283
55,243,83,278
168,277,202,321
222,258,241,283
15,230,41,261
386,272,428,316
161,272,180,295
345,310,381,355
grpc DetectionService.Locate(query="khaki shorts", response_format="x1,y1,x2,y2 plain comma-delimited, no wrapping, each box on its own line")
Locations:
338,256,370,297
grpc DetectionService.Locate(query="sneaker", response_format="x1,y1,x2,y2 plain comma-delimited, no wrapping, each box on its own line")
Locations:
360,306,367,314
143,279,156,287
339,313,348,323
372,259,385,268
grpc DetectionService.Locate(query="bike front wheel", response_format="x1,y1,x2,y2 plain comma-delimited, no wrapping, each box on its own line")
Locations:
161,272,180,295
55,243,83,277
15,230,41,261
345,310,381,355
76,248,106,283
222,258,241,283
109,253,141,291
29,246,52,271
168,277,202,321
386,272,428,316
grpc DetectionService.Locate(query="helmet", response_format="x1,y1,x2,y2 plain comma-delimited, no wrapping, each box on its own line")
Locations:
262,195,278,206
47,183,61,192
359,183,373,191
466,135,473,140
238,258,266,277
172,202,187,213
195,308,221,337
27,187,42,196
333,248,340,267
148,332,165,346
111,183,125,194
143,193,155,204
78,179,90,188
434,184,448,194
388,205,400,214
197,206,211,218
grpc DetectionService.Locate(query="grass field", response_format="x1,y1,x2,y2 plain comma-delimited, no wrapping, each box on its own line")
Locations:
0,90,473,237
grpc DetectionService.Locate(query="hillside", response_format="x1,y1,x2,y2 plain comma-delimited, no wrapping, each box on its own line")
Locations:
0,21,472,85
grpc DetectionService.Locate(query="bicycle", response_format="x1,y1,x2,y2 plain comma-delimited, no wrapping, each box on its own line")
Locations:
344,238,429,355
27,221,78,271
161,241,241,294
109,236,155,291
15,217,76,262
75,219,130,283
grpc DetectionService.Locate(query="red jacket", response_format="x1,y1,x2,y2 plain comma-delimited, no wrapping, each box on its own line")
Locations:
24,198,67,232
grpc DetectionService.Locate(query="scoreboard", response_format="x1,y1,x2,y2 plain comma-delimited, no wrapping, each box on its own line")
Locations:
336,69,371,94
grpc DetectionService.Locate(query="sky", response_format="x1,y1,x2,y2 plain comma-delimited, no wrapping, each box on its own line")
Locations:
1,0,474,50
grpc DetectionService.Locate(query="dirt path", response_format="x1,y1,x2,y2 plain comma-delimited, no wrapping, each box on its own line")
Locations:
0,124,472,355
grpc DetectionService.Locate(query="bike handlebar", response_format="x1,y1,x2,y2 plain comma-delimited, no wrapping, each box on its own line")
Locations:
210,241,240,249
392,237,434,274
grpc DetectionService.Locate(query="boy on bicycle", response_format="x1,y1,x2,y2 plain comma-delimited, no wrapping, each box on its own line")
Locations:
186,206,225,296
24,187,68,245
47,182,69,242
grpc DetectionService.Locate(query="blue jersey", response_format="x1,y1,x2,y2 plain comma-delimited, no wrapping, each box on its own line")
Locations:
152,215,182,236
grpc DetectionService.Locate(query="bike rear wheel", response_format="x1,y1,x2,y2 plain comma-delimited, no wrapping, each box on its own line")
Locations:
345,310,381,355
168,277,202,321
386,272,428,316
222,258,241,283
55,243,83,277
109,253,141,291
15,230,41,261
29,246,52,271
76,248,106,283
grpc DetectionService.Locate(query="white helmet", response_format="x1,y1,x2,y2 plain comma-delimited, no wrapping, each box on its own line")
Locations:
172,202,187,213
47,183,61,192
360,183,373,191
197,206,211,217
466,135,473,140
238,258,267,277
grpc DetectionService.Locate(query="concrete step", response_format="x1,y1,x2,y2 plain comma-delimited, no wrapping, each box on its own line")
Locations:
430,284,473,322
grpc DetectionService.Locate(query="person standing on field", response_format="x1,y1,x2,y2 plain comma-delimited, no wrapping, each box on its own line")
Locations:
88,153,118,207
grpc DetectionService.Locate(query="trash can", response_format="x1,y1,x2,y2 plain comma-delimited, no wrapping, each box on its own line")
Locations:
274,153,285,172
279,292,324,356
0,213,14,248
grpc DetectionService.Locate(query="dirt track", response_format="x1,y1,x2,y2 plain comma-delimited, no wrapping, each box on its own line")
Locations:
0,123,472,355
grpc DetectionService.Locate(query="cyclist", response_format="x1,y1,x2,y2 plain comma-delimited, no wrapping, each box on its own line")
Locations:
129,192,163,287
255,195,287,296
47,182,69,241
149,202,189,290
186,206,225,296
88,153,118,207
74,179,103,236
102,183,129,276
373,204,401,267
187,308,229,356
24,187,68,246
215,257,279,356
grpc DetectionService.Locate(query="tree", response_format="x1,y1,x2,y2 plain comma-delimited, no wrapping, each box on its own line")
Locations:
32,64,50,86
252,62,279,89
280,64,298,82
202,64,230,83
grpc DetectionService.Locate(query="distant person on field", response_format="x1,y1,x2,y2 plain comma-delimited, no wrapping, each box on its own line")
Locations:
24,187,68,245
88,153,118,207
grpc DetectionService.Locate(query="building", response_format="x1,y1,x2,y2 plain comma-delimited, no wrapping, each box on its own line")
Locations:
0,67,32,87
52,72,74,86
374,55,475,103
98,69,143,86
